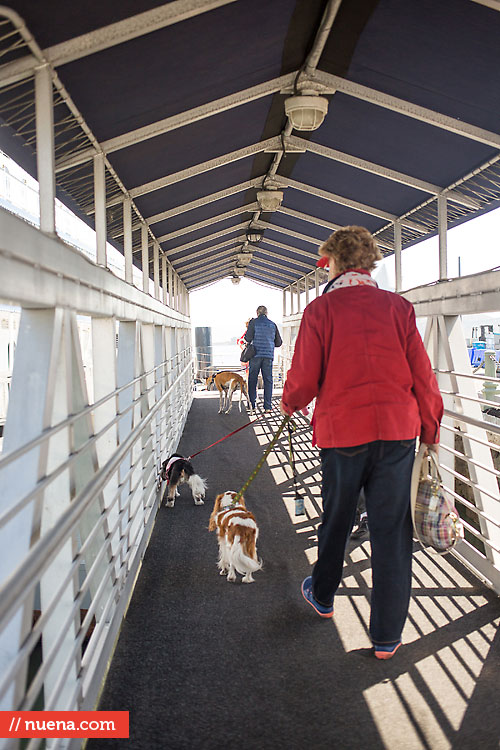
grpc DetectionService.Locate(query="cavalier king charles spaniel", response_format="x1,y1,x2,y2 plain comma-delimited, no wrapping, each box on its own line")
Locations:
161,454,207,508
209,491,262,583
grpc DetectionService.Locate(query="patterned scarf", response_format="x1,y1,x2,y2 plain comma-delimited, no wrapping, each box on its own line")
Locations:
324,270,378,293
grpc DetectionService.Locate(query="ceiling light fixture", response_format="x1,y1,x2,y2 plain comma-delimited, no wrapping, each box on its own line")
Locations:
247,226,263,243
257,189,283,212
285,94,328,131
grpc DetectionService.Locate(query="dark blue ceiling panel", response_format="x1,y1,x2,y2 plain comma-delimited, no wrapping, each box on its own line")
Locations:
151,192,251,237
108,97,275,190
55,0,299,140
134,159,263,217
161,213,254,252
2,0,500,290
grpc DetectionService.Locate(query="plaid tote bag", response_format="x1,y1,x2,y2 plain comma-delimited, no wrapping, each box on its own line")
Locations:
410,445,464,554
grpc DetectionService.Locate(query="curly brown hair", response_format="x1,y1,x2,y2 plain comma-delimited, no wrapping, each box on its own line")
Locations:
319,226,382,273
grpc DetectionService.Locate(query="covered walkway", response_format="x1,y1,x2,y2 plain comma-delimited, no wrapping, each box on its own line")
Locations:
90,394,500,750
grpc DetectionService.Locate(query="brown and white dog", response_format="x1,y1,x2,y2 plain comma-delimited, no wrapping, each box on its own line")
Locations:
160,454,207,508
208,492,262,583
206,371,249,414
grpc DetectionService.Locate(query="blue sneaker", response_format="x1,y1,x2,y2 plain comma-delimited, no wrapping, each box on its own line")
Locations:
373,641,401,660
301,577,333,618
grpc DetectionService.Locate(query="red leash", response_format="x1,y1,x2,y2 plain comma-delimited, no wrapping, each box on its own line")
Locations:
188,415,263,459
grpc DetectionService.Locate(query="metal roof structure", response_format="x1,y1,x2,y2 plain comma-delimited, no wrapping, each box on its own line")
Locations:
1,0,500,290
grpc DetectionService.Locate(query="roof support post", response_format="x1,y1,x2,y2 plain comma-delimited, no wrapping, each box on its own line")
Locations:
315,269,320,298
296,282,301,314
438,195,448,280
94,154,107,267
305,275,310,307
168,264,173,308
282,288,287,317
123,197,133,284
394,220,402,293
161,255,167,305
141,224,149,294
35,64,56,235
153,242,160,300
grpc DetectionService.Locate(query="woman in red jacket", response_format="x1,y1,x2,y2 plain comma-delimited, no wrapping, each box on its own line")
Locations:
281,226,443,660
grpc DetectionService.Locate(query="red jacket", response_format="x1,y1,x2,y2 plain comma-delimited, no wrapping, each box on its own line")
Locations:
282,279,443,448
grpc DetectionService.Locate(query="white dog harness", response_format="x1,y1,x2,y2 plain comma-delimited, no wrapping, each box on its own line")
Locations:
163,455,184,483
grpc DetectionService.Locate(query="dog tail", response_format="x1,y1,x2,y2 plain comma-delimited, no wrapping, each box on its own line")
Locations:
188,474,207,497
230,532,262,576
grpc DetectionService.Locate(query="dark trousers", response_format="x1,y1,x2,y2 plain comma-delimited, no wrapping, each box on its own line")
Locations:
248,356,273,409
312,439,415,646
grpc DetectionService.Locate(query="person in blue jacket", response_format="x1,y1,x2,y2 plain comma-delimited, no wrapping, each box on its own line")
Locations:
245,305,282,412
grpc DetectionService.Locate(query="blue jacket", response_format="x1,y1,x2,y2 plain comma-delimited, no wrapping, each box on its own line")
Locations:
245,315,282,359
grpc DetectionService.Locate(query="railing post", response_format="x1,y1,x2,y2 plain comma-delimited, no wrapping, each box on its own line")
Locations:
141,224,149,294
94,153,107,267
394,219,402,292
123,197,133,284
35,64,56,235
153,242,160,300
438,194,448,280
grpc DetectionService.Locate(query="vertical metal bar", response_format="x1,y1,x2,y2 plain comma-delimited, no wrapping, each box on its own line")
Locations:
296,281,301,313
153,242,160,300
123,197,133,284
162,255,167,305
168,264,173,309
438,195,448,280
394,219,402,293
282,288,287,317
94,154,107,267
141,224,149,294
35,64,56,235
305,275,310,306
315,269,319,298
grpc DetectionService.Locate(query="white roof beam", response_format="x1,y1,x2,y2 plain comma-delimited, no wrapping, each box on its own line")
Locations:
146,179,263,224
157,202,258,242
276,175,426,232
115,138,278,203
184,261,234,284
177,246,236,272
307,69,500,150
276,205,394,251
248,256,302,281
249,245,312,271
56,73,297,171
163,222,248,254
0,1,242,89
259,236,318,260
173,237,244,265
256,219,323,247
288,136,479,209
182,256,235,280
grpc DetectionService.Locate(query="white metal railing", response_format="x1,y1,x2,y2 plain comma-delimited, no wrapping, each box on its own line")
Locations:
281,269,500,596
0,205,193,749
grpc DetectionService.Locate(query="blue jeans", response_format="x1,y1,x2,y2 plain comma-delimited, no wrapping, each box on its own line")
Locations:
312,439,415,646
248,356,273,409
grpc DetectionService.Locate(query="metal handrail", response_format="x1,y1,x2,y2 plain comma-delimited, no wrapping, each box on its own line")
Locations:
0,359,192,636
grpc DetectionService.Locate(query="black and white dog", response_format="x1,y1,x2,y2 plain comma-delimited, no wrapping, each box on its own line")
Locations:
160,454,207,508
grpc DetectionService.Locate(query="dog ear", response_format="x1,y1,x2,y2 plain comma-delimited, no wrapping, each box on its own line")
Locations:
238,494,246,509
208,493,223,531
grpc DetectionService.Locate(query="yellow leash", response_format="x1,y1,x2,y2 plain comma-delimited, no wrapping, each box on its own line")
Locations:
232,415,292,504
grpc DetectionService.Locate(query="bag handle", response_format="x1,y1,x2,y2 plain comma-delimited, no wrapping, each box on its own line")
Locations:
410,444,441,529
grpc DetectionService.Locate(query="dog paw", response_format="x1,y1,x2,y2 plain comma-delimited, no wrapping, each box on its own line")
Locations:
166,500,175,508
227,573,236,583
242,574,254,583
219,569,227,576
194,498,205,505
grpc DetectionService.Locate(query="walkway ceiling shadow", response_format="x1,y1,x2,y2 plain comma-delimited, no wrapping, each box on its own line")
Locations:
1,0,500,290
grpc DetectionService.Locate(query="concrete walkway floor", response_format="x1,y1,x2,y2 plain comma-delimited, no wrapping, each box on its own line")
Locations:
89,393,500,750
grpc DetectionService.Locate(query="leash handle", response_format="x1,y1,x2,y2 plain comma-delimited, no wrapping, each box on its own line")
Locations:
233,415,292,504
